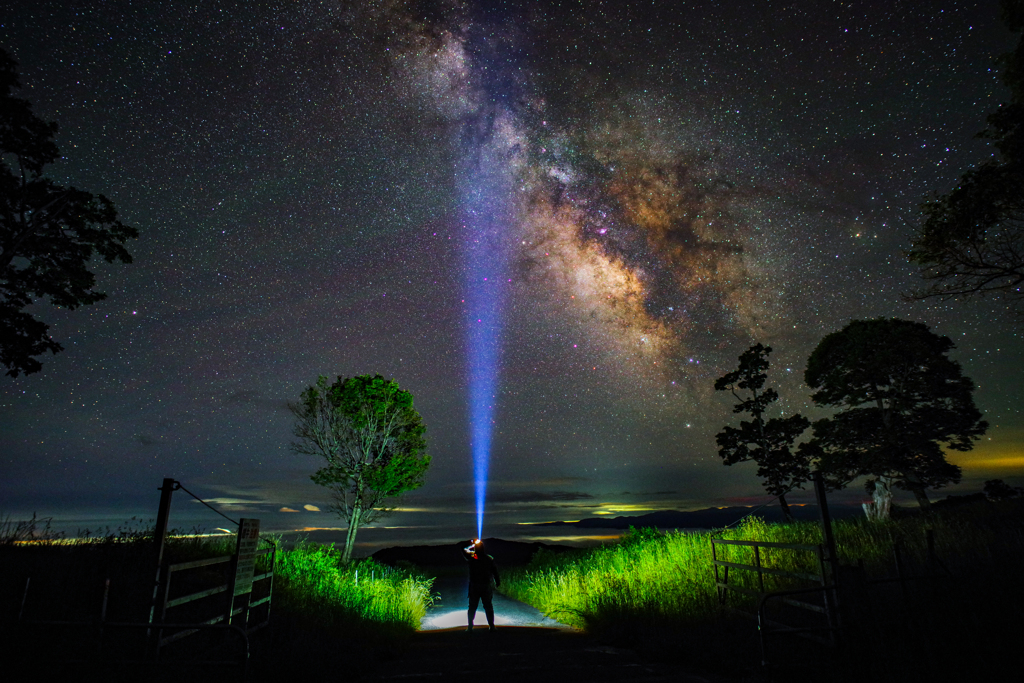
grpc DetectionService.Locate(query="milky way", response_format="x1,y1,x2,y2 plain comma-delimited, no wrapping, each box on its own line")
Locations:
377,1,788,393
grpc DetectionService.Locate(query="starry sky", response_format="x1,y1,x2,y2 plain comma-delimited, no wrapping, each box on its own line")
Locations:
2,0,1022,554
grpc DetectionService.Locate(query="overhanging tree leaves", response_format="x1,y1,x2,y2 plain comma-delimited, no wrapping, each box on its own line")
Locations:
907,0,1024,311
290,374,431,563
0,48,138,377
804,318,988,516
714,343,811,522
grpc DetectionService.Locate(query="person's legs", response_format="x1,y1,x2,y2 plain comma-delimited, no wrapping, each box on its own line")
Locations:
467,589,481,630
482,589,495,628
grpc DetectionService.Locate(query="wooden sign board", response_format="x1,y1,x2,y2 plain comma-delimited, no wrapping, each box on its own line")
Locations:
233,518,260,596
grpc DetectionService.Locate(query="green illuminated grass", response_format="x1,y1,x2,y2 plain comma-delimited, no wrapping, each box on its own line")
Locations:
272,541,433,631
500,502,1024,681
251,542,434,680
502,510,1013,628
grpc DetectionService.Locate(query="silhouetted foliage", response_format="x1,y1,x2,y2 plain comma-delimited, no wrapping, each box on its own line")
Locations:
804,318,988,513
289,374,431,563
0,48,138,377
908,0,1024,312
714,343,811,522
985,477,1024,499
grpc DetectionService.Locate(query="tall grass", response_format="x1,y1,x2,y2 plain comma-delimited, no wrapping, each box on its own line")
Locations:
249,542,433,681
272,541,433,631
501,501,1024,680
503,506,1022,627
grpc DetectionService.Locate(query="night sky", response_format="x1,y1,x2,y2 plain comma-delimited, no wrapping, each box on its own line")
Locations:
2,0,1022,554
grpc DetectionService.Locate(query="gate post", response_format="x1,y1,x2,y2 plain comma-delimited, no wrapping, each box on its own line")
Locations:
148,478,178,654
227,518,260,627
813,470,842,641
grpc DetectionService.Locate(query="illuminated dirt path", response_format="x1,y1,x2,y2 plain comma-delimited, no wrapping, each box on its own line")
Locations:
419,576,566,630
368,577,740,683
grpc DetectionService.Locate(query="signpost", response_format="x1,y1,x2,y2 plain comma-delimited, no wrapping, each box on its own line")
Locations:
226,517,260,627
233,518,260,596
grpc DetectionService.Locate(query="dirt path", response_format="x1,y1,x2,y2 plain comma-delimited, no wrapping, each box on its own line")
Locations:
419,576,567,630
367,578,742,683
362,571,749,682
368,626,727,682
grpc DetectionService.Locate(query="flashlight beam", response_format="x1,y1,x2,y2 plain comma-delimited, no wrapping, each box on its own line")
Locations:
462,143,514,542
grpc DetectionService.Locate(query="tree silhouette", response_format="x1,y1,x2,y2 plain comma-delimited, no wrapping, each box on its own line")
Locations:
804,318,987,516
908,0,1024,312
714,343,811,522
0,48,138,377
984,478,1023,500
290,374,431,563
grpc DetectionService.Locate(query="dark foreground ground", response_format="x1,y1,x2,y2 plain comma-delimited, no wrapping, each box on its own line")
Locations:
364,545,753,683
366,626,745,683
365,540,750,682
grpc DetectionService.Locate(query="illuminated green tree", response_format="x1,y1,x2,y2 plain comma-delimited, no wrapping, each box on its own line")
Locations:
714,343,812,522
804,319,987,515
0,48,137,377
290,374,430,563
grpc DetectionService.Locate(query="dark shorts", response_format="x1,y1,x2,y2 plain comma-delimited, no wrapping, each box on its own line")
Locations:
468,583,493,600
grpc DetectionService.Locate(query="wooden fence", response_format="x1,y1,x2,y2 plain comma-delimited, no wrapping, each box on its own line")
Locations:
11,478,275,682
155,544,275,654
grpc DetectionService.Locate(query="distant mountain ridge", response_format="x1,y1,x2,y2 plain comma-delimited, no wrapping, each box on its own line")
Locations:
531,504,861,530
369,505,865,567
372,537,576,567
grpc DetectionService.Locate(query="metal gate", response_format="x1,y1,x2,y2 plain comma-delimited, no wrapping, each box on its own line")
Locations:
712,537,840,665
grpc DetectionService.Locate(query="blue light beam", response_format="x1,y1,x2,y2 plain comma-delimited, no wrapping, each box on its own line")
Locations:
457,12,525,541
462,151,514,541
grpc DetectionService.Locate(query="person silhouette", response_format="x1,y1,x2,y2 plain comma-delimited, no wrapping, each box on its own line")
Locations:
463,538,501,631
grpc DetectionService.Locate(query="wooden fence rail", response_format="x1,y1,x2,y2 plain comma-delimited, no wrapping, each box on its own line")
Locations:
155,544,275,652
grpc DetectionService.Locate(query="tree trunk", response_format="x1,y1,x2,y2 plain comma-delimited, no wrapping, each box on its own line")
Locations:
863,476,893,521
910,485,932,510
779,493,795,523
342,503,362,564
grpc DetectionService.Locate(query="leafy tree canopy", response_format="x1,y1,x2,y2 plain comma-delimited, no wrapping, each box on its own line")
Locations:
714,343,811,522
907,0,1024,311
804,318,988,508
290,374,430,563
0,47,137,377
